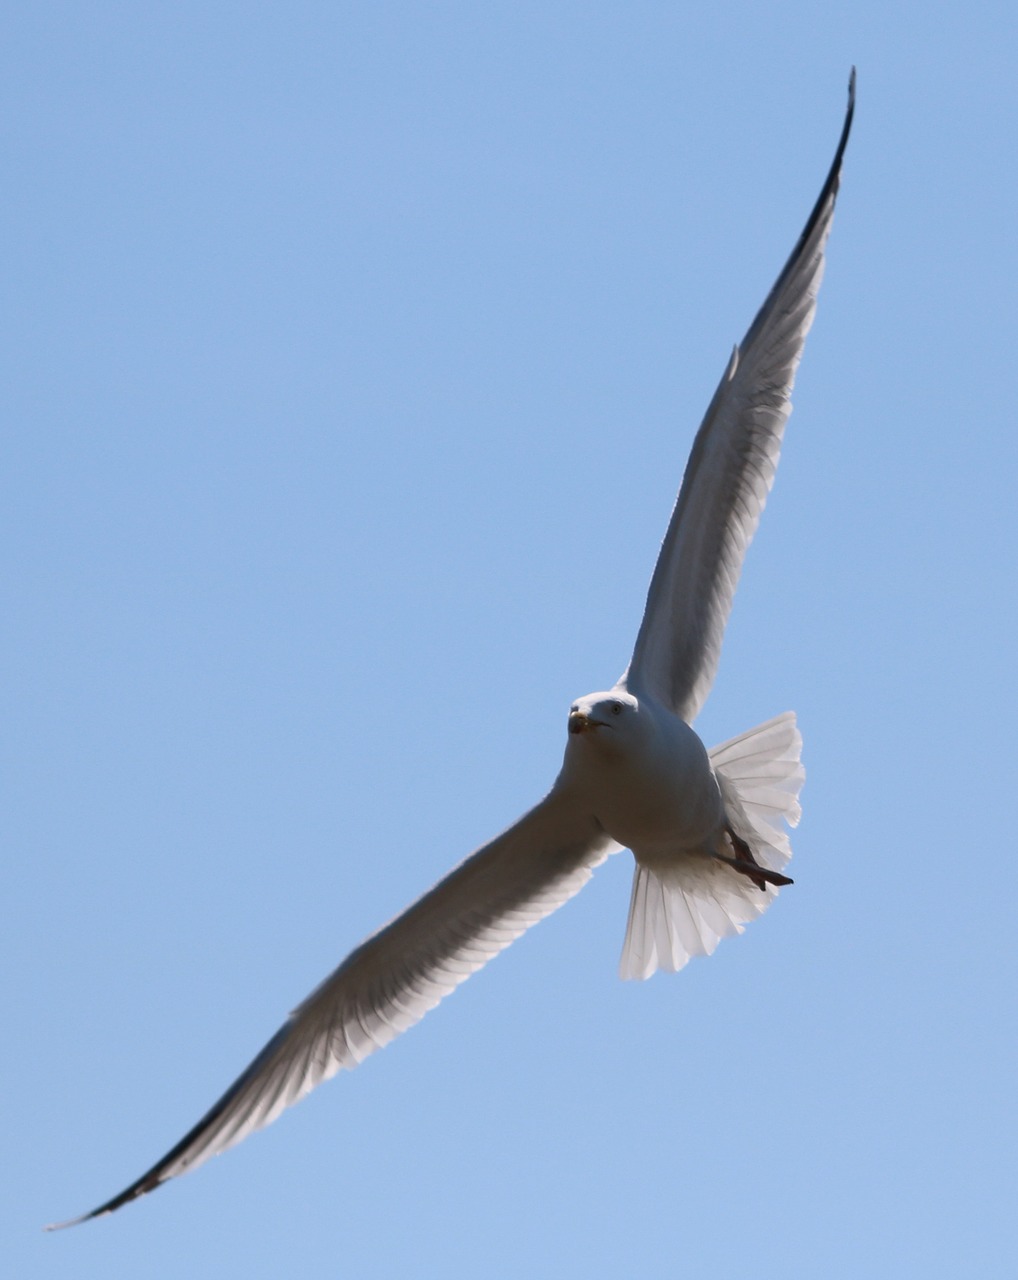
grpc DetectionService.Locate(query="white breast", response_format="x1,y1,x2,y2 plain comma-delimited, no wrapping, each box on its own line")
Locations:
559,697,724,860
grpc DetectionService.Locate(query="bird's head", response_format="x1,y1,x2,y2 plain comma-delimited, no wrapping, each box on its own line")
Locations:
566,690,640,748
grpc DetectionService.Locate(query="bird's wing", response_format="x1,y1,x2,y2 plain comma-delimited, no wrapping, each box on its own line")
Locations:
49,792,616,1228
625,72,854,722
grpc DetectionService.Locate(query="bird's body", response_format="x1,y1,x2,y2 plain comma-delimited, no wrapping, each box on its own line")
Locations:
558,682,800,981
560,688,723,861
49,73,854,1230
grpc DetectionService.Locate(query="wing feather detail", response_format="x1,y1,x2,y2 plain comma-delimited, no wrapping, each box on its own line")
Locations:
626,72,854,721
49,792,614,1228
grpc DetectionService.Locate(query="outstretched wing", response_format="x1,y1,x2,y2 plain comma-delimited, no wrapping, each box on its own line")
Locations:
626,72,854,722
49,792,615,1228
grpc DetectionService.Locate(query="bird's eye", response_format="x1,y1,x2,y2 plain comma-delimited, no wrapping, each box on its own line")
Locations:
611,701,623,715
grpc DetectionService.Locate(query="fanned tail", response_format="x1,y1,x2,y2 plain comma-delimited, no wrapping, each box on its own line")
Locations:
618,713,803,981
709,711,803,876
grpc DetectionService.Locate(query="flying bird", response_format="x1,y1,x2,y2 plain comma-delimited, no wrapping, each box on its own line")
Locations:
50,73,854,1229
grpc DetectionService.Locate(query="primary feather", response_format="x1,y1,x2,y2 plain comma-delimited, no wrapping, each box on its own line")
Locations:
50,796,615,1227
627,71,854,721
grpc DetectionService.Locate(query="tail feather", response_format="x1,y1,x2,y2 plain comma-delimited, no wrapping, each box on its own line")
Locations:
709,711,803,874
618,712,804,981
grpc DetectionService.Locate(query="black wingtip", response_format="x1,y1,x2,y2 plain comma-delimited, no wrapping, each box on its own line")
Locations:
43,1211,95,1232
734,72,855,358
822,67,856,209
844,67,856,151
43,1021,297,1233
44,1184,148,1231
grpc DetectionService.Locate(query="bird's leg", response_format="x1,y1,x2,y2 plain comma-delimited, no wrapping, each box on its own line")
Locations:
712,826,794,892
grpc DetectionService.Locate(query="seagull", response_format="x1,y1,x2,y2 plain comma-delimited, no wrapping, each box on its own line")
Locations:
49,73,854,1230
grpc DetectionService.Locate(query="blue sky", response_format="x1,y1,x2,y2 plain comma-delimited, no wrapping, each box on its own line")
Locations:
7,3,1016,1277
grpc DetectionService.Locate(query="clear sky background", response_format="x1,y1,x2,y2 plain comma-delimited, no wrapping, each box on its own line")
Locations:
6,4,1016,1277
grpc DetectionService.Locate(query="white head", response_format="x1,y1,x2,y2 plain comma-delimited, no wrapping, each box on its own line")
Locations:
566,689,642,754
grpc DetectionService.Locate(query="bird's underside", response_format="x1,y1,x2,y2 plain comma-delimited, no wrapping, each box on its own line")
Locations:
48,72,852,1230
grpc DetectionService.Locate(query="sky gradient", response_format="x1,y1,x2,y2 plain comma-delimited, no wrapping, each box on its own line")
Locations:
7,4,1017,1277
